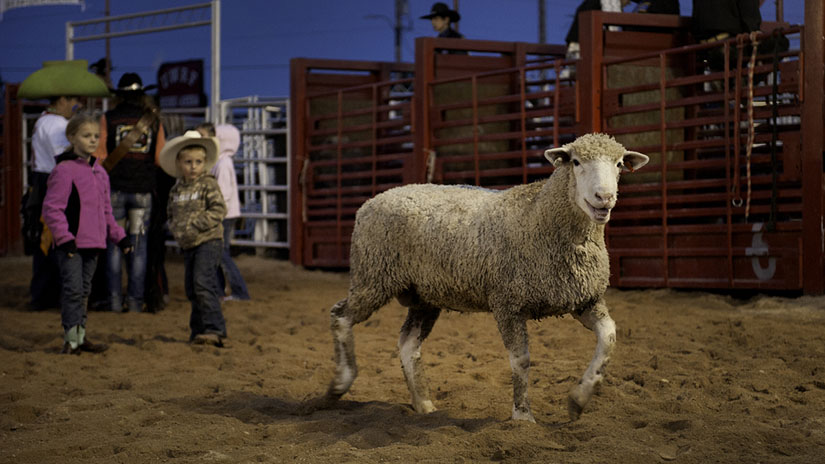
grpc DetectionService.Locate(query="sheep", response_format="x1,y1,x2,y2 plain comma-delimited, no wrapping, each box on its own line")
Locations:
318,133,649,422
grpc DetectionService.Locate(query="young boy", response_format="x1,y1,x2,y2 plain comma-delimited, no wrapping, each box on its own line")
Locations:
158,130,227,347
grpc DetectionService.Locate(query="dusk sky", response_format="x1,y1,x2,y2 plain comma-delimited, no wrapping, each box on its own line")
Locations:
0,0,805,100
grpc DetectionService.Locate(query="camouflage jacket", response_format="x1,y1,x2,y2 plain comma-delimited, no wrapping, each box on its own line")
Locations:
167,174,226,250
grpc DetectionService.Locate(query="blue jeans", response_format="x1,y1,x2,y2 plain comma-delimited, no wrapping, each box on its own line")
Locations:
184,239,227,340
216,218,250,299
107,191,152,312
56,248,98,332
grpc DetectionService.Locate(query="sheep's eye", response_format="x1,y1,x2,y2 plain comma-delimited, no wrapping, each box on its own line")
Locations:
617,162,624,169
572,159,580,167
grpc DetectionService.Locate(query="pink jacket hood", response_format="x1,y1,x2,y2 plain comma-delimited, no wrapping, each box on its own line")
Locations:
216,124,240,160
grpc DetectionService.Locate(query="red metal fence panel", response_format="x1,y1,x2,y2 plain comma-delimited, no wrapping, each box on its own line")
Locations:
1,84,23,256
600,27,811,291
290,59,414,267
289,12,824,293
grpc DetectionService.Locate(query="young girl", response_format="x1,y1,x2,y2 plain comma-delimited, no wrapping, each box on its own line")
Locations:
42,114,132,354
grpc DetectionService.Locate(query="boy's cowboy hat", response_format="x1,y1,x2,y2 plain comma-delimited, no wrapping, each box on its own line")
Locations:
420,2,460,22
158,130,219,178
18,60,110,99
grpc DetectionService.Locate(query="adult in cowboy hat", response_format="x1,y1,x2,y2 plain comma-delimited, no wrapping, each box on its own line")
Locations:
420,2,464,39
93,72,167,313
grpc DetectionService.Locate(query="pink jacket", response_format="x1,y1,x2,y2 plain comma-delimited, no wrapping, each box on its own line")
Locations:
211,124,242,219
43,152,126,250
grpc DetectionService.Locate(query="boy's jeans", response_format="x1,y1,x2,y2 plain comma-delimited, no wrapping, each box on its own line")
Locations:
184,239,226,340
216,218,250,299
55,248,98,336
107,191,152,312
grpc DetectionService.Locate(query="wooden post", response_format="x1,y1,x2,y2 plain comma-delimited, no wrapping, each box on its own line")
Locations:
413,37,435,184
578,10,605,133
1,85,23,256
289,58,308,266
801,0,825,293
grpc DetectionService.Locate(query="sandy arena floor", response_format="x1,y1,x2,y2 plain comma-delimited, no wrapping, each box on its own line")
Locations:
1,253,824,463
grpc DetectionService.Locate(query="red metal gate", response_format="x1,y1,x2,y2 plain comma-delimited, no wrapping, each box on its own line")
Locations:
1,84,24,256
290,11,825,294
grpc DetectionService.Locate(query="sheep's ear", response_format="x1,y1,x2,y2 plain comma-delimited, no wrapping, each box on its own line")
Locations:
544,147,570,167
622,151,649,172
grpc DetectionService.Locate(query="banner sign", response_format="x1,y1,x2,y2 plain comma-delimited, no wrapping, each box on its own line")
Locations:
156,59,206,109
0,0,83,18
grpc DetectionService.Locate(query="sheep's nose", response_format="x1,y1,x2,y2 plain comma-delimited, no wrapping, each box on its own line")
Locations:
594,191,615,206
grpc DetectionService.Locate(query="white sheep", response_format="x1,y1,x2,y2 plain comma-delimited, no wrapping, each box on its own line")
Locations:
318,133,649,422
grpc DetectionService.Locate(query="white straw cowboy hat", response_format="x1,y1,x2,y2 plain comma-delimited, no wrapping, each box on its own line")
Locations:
158,130,219,178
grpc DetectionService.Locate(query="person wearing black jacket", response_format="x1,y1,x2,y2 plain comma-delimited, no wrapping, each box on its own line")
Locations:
92,73,167,313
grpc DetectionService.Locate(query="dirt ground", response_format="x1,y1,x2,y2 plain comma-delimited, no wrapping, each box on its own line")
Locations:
1,253,824,464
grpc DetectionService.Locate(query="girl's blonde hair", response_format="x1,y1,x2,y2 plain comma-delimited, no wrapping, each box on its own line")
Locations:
65,113,100,138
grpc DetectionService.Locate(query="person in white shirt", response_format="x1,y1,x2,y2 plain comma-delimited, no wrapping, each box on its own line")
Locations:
26,95,81,310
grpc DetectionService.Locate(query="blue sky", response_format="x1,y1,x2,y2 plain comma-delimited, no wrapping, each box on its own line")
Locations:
0,0,804,99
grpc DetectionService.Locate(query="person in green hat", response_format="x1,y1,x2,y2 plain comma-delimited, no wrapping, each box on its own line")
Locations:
25,94,81,309
20,59,109,310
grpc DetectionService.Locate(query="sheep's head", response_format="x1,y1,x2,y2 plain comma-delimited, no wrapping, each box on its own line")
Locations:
544,133,648,224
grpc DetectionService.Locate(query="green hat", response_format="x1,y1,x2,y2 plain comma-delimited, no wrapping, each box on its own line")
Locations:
18,60,110,99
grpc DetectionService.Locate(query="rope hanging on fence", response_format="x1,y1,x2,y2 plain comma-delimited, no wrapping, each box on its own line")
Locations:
743,31,760,221
768,29,783,232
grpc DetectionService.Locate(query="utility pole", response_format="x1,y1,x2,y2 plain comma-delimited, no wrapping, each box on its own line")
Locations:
105,0,111,86
538,0,546,44
395,0,403,62
453,0,459,34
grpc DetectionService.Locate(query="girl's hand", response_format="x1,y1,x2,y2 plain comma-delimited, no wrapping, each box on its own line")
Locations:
58,240,77,258
118,237,133,255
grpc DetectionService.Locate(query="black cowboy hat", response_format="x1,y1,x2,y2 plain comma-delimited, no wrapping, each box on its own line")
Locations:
420,2,460,22
112,72,157,94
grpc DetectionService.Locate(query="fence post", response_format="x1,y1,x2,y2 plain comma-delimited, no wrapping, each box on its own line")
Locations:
801,1,825,294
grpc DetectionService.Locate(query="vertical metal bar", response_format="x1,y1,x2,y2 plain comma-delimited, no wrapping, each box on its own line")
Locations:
371,84,378,196
289,59,307,265
472,75,480,185
801,0,825,293
553,61,560,147
519,68,527,184
336,91,344,264
211,0,221,123
724,43,734,287
732,41,742,205
66,21,74,59
284,97,292,250
659,53,669,286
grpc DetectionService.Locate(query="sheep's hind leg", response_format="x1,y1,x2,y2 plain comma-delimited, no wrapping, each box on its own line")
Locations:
326,295,380,401
568,299,616,421
398,304,441,414
494,313,535,423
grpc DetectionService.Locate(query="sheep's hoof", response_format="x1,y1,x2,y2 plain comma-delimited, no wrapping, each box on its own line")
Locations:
511,409,536,423
297,392,340,415
414,400,436,414
567,396,584,421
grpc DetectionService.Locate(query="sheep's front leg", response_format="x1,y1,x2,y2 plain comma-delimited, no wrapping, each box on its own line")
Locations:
569,299,616,421
398,305,441,414
494,313,535,422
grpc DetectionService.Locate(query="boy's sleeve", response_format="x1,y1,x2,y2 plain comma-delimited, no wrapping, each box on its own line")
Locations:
42,167,72,246
191,178,226,231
